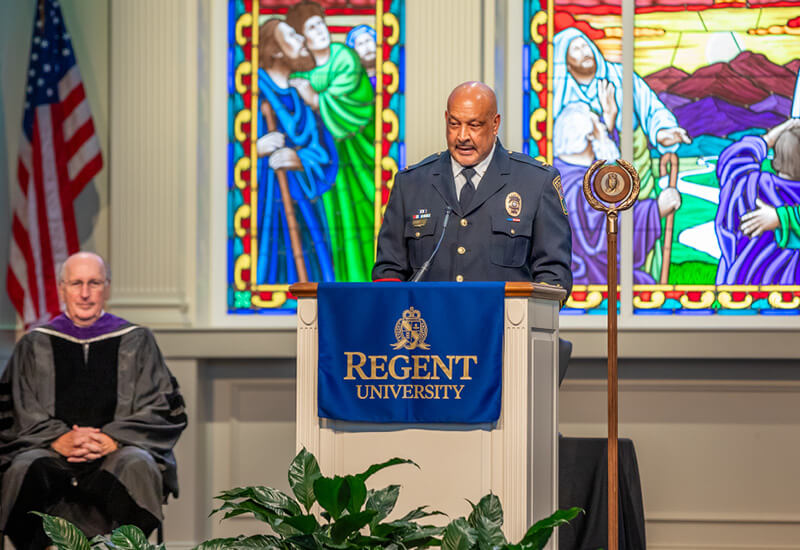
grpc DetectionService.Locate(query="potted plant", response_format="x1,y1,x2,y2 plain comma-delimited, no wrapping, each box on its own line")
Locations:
36,448,580,550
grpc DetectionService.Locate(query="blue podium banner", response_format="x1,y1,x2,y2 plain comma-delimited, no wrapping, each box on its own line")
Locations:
317,282,504,423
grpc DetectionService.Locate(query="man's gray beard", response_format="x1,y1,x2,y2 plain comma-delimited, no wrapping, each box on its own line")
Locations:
289,53,316,72
360,57,375,73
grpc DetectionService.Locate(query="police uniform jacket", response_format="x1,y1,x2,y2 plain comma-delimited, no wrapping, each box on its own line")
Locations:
372,141,573,295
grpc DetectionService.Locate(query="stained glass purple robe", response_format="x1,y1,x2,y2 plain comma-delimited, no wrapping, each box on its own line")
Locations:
555,158,662,285
715,136,800,284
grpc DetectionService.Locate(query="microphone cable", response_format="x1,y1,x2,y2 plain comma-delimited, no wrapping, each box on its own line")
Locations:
410,207,452,282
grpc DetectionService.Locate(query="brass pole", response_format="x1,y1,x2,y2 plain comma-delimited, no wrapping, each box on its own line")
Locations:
607,213,619,550
582,160,639,550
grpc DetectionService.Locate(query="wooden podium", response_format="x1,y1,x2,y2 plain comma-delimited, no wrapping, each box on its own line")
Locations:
290,282,566,546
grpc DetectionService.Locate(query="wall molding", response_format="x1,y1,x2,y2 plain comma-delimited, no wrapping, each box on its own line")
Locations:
562,379,800,393
649,545,800,550
648,513,800,524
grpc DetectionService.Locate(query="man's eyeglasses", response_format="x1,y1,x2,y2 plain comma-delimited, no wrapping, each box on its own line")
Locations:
61,279,107,292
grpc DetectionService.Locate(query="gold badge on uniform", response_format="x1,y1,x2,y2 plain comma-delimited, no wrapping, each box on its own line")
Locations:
505,192,522,217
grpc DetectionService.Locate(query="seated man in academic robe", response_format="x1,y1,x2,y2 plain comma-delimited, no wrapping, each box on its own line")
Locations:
0,252,187,548
715,118,800,284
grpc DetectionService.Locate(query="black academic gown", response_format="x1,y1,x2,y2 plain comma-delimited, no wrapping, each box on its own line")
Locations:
0,316,187,532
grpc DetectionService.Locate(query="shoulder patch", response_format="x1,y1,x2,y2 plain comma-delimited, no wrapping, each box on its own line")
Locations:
552,175,568,216
404,152,442,172
509,151,552,171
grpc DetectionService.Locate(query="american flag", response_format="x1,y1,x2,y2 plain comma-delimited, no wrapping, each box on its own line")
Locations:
7,0,103,326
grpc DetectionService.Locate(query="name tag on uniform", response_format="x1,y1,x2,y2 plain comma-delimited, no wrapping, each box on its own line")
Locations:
412,209,431,227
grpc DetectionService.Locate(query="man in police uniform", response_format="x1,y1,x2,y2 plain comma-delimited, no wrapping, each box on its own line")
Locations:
372,81,572,294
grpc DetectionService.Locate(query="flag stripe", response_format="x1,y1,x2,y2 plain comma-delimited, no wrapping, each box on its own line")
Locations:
31,114,61,315
62,94,90,141
57,65,81,101
70,154,103,195
64,118,96,158
67,137,101,183
50,102,81,256
10,219,38,320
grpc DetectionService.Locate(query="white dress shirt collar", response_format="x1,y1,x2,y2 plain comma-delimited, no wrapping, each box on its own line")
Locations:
450,141,497,188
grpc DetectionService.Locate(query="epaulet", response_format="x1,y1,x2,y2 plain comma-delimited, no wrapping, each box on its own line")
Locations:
508,150,552,171
403,152,442,172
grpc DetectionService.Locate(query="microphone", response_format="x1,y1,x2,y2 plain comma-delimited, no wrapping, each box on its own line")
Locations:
410,207,452,282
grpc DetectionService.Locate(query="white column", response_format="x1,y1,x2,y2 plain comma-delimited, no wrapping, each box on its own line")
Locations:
405,0,484,165
108,0,197,326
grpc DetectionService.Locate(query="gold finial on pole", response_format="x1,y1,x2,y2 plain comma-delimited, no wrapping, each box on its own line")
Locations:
582,159,639,550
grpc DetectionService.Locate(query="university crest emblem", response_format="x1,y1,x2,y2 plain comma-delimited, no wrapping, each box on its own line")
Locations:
392,307,430,350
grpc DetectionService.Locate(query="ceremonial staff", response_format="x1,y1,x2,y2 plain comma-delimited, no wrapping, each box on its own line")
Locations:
261,100,309,282
659,152,679,283
582,160,639,550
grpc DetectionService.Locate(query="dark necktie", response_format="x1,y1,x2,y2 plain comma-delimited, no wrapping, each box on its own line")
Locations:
460,167,476,210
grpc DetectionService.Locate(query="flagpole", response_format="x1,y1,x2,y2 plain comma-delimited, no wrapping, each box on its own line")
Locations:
582,159,639,550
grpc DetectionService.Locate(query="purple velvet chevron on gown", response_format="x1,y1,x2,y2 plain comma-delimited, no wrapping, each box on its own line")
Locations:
715,136,800,284
44,313,132,340
555,158,662,285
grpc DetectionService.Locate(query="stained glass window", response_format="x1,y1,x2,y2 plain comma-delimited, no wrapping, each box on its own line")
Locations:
227,0,405,313
526,0,800,316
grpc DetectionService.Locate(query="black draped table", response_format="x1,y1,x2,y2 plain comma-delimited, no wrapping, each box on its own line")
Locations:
558,437,646,550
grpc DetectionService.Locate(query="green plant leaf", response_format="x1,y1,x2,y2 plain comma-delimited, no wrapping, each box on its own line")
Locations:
227,535,285,549
365,485,401,528
33,513,91,550
345,475,368,515
330,510,378,544
441,518,477,550
314,475,349,520
516,507,583,550
355,458,418,483
284,534,318,550
401,525,446,548
473,514,507,550
110,525,152,550
249,486,303,516
519,528,552,550
288,448,322,512
88,534,112,550
466,495,506,550
278,513,320,535
522,507,582,541
351,534,391,546
212,499,271,522
371,520,409,539
398,505,447,522
193,537,244,550
468,495,504,529
214,486,301,516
